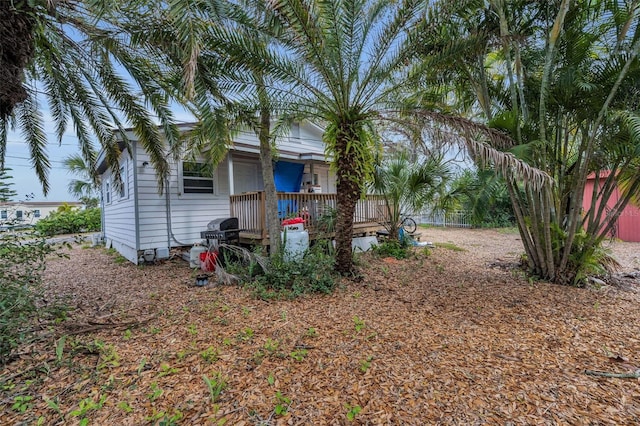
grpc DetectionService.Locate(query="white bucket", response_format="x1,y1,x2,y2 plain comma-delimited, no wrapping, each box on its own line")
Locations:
189,245,208,268
281,229,309,262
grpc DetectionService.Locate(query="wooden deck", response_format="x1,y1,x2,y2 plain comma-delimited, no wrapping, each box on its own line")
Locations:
230,191,389,246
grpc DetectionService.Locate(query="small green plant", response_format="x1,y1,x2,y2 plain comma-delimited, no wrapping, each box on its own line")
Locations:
359,356,374,373
263,338,279,354
70,394,107,423
267,373,275,386
239,327,254,341
280,310,287,321
55,335,67,362
241,306,251,316
345,404,362,421
203,373,227,403
187,324,198,336
12,395,34,413
123,329,132,340
158,363,179,377
137,357,147,375
97,342,120,370
148,382,163,401
213,316,230,326
222,337,233,346
274,391,291,416
290,348,308,362
200,346,219,363
352,316,366,333
117,401,133,413
305,327,317,338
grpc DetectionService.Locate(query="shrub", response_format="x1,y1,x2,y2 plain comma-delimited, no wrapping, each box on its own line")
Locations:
0,232,63,363
35,208,101,236
237,246,337,299
371,239,410,259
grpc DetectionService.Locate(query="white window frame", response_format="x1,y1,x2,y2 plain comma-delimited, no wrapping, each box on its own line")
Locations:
118,159,128,200
104,179,111,204
180,161,217,195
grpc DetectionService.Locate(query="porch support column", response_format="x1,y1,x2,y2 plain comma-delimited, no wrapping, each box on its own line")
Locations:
228,153,235,195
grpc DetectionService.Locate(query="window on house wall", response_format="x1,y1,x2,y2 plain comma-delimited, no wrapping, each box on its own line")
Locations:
104,180,111,204
16,210,23,220
34,210,40,218
1,210,6,219
119,161,128,199
182,162,215,194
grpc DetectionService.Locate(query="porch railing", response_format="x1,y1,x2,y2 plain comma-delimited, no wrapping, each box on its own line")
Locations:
230,191,389,239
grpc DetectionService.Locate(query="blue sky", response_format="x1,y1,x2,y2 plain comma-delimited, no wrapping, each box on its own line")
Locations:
5,118,80,202
5,105,195,202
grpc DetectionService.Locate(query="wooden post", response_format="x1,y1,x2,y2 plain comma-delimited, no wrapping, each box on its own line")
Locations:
260,191,266,240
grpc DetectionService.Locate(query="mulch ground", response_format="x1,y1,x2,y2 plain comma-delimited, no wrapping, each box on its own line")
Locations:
1,228,640,425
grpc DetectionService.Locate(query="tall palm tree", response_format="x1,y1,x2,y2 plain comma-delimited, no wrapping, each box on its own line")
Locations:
0,0,182,195
421,1,640,284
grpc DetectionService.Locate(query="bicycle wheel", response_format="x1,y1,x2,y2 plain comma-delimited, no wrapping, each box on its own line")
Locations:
402,216,417,234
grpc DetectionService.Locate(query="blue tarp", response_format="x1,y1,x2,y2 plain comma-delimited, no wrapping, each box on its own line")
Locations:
274,161,304,218
274,161,304,192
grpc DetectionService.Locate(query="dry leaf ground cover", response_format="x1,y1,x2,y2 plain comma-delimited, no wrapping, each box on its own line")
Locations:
2,227,640,425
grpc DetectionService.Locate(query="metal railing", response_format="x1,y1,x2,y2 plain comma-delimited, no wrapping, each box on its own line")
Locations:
417,210,471,228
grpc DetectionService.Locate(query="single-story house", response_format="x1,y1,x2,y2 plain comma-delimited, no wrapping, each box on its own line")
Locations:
583,171,640,242
96,121,344,264
0,201,84,227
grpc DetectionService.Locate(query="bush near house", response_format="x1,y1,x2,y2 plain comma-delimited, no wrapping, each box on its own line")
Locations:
35,208,101,236
0,233,64,362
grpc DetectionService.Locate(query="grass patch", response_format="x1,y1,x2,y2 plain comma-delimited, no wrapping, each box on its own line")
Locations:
434,242,465,252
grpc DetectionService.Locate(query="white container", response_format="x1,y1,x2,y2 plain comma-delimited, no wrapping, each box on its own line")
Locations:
189,244,208,268
281,228,309,262
143,249,155,262
156,247,170,259
352,236,378,252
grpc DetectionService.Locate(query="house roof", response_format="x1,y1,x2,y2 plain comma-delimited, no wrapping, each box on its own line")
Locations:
96,120,328,174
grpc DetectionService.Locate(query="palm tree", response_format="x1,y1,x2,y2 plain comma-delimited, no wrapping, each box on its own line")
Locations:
372,151,451,241
63,154,100,207
421,1,640,284
0,1,182,195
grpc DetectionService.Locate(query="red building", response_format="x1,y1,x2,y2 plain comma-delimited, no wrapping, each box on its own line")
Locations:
583,171,640,242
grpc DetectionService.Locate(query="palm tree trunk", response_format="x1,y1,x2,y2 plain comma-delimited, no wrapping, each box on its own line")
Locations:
0,2,35,119
334,129,361,275
256,76,281,255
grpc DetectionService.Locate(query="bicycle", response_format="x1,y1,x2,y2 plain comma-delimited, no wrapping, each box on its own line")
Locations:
400,214,417,234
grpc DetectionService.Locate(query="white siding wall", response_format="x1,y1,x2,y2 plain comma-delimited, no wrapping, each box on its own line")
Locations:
136,152,233,250
103,150,137,262
277,122,326,155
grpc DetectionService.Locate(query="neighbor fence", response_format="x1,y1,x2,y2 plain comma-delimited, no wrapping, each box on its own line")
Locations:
416,210,471,228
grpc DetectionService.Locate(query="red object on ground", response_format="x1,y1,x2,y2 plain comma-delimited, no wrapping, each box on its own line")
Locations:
281,217,305,226
199,251,217,272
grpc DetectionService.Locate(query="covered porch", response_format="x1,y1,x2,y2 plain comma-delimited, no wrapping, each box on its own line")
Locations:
230,191,389,245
